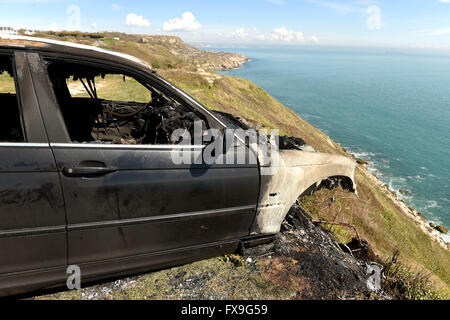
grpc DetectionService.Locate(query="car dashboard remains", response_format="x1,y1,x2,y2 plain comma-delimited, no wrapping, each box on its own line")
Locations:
47,61,206,145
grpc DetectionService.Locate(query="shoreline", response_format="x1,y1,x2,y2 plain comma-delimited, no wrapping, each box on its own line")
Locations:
340,147,450,249
214,58,251,71
340,142,450,249
219,53,449,251
357,162,450,250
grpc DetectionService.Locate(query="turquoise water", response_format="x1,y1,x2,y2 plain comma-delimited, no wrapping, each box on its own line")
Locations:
214,47,450,228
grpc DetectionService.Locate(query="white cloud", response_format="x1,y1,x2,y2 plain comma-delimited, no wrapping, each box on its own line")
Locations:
311,35,319,44
256,34,266,41
271,27,304,42
439,0,450,3
296,32,305,42
112,4,121,10
91,22,97,28
163,12,200,32
126,13,151,27
232,28,248,38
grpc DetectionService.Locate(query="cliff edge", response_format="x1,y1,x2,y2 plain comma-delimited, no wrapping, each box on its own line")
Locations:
24,31,449,299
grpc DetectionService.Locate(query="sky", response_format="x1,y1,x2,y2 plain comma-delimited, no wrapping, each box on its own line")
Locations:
1,0,450,50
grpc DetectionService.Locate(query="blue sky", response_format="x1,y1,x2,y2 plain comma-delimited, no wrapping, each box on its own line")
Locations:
1,0,450,49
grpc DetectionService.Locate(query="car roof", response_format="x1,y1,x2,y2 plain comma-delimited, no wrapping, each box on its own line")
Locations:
0,35,152,70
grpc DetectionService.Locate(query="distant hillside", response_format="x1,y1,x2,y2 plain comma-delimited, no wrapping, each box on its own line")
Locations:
26,31,247,71
25,31,449,299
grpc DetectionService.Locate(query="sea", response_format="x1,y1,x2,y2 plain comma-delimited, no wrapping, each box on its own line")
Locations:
206,46,450,229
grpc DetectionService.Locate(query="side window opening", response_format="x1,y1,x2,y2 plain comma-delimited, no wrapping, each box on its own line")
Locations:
0,55,24,142
46,60,207,145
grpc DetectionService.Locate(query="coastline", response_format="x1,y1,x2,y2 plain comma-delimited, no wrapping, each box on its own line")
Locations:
13,33,448,297
214,57,251,71
218,55,449,251
345,146,450,249
356,160,450,250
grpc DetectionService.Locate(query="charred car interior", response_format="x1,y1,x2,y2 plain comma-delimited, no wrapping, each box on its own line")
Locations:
46,60,207,145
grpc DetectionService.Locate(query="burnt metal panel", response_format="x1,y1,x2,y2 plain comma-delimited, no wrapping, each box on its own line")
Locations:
0,232,66,274
13,51,48,143
30,52,260,265
25,52,71,143
0,52,67,277
0,163,63,230
68,207,255,264
0,47,263,296
51,145,259,265
51,146,258,224
0,148,67,275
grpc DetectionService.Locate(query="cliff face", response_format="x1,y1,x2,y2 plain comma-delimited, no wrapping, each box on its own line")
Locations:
99,33,248,71
28,32,449,299
139,36,248,70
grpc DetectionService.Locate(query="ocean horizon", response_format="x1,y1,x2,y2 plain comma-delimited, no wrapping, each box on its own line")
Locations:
208,46,450,230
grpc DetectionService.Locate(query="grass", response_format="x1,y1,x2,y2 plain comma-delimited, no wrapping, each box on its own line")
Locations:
299,176,450,295
36,257,292,300
161,64,450,297
101,38,119,46
0,71,16,94
383,250,446,300
67,74,151,103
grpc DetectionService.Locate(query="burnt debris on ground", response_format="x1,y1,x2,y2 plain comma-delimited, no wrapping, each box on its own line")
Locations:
34,201,386,300
244,204,378,299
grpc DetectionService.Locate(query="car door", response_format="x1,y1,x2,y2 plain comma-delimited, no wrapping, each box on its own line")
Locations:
28,52,260,266
0,51,67,290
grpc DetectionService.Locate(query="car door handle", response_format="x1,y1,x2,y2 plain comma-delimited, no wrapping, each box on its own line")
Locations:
63,166,118,177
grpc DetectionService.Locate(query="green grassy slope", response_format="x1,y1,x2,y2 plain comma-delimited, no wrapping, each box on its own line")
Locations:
143,39,450,293
161,69,450,294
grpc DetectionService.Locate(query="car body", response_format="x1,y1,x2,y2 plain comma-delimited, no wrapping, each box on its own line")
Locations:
0,36,356,297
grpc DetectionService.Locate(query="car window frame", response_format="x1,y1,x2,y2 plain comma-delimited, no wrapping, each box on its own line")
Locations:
0,50,27,143
41,54,217,148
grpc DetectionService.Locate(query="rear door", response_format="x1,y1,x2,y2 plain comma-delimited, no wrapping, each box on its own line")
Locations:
0,51,66,281
29,53,259,266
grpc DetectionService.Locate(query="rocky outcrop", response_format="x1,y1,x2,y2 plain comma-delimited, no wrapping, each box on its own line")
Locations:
362,167,449,250
201,51,249,71
129,35,249,71
435,225,448,235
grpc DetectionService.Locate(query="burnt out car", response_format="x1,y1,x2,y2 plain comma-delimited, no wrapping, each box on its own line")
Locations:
0,36,356,297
